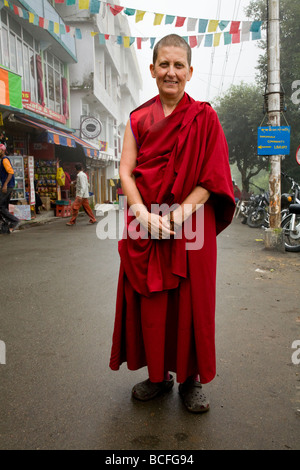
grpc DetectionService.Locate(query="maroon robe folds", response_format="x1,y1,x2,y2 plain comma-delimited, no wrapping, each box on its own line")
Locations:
109,93,235,384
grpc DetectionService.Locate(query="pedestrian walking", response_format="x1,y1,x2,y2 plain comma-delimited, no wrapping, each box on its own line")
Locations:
109,34,235,413
0,144,19,233
66,163,96,226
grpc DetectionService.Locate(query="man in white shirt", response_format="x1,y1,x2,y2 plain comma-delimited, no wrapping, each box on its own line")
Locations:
66,164,97,226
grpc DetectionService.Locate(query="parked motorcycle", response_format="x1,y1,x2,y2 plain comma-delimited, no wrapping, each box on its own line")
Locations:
246,191,269,228
281,173,300,252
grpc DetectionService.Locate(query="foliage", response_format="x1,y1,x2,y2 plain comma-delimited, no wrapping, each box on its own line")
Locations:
214,83,268,192
247,0,300,182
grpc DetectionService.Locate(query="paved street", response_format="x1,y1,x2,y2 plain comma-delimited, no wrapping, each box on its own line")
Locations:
0,214,299,450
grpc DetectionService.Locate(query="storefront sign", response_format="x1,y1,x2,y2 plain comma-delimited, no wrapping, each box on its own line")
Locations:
23,101,66,124
81,116,102,139
22,91,31,104
28,156,35,205
0,66,23,109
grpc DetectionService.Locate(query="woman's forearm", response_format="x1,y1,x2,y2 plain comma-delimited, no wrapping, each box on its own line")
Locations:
172,186,210,226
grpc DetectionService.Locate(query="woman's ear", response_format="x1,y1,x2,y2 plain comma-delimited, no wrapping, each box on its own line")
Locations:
150,64,156,78
188,66,194,81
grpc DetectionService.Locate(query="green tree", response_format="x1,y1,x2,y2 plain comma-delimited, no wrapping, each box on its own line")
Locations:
214,83,268,192
247,0,300,183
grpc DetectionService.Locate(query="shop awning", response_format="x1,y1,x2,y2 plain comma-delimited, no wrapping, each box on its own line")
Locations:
15,115,100,158
71,134,99,158
16,115,76,148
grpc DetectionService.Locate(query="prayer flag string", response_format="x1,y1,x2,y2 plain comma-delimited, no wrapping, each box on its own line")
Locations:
3,0,264,49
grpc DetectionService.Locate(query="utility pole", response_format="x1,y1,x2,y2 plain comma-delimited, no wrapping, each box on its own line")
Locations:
264,0,284,250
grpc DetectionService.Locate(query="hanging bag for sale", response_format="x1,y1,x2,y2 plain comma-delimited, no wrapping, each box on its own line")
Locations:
56,167,65,186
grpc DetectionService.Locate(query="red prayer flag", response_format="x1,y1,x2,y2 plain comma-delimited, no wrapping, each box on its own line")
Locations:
232,31,241,43
230,21,240,34
175,16,186,27
189,36,197,48
137,37,142,49
39,17,44,28
109,4,124,16
65,25,70,33
105,34,110,40
55,0,65,3
13,5,19,15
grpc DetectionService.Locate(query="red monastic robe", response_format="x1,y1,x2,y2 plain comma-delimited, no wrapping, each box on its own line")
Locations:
109,93,235,384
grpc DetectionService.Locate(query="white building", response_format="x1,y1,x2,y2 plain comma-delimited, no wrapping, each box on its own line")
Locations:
55,1,142,203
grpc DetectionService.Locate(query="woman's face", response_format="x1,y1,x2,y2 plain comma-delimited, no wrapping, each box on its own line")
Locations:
150,46,193,102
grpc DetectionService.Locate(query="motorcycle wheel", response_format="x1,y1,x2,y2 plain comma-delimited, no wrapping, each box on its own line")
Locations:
247,208,266,228
281,214,300,252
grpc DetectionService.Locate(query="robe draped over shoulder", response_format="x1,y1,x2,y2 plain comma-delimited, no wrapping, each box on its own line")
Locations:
109,93,235,384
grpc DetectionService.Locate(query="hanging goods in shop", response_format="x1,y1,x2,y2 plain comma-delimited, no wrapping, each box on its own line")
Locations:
56,167,65,186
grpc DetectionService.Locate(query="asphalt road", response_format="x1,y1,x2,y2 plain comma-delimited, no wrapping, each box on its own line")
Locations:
0,214,299,450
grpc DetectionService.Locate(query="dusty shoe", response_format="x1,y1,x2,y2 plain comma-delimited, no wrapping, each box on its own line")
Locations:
179,377,210,413
132,376,174,401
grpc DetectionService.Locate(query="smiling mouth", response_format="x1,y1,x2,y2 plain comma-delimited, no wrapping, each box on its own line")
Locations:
164,80,178,84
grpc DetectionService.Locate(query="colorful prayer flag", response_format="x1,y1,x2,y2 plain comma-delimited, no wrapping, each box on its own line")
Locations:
198,19,208,33
208,20,219,32
123,36,130,48
90,0,101,14
224,32,232,45
165,15,175,25
124,8,135,16
175,17,186,27
136,10,146,23
109,4,124,16
250,21,262,32
154,13,164,25
213,33,222,46
189,36,197,48
79,0,89,10
230,21,240,34
204,34,213,47
187,18,197,31
232,31,241,43
218,20,229,31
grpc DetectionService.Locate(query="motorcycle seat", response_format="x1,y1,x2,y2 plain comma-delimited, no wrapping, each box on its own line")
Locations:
289,204,300,215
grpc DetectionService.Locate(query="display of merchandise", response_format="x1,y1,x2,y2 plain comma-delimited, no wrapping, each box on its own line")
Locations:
34,160,58,199
10,156,25,201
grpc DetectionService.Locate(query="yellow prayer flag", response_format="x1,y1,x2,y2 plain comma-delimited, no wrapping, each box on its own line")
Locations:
91,31,98,37
208,20,219,32
79,0,89,10
213,33,222,46
123,36,130,48
54,22,60,34
135,10,146,23
154,13,164,25
29,12,35,24
4,0,9,7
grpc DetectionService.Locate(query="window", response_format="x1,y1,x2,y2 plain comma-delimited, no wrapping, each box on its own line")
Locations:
0,10,38,102
1,27,9,67
9,32,17,72
81,103,89,116
44,51,64,114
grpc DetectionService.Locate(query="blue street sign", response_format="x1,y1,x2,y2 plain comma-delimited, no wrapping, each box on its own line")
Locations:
257,126,291,155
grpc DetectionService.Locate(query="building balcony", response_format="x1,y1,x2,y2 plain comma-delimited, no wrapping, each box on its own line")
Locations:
17,0,77,62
